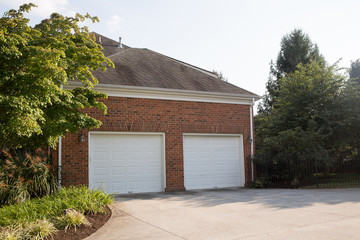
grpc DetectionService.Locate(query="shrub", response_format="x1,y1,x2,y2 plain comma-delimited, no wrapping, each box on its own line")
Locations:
0,150,58,206
0,226,22,240
251,178,270,189
0,220,58,240
55,209,90,231
52,186,113,215
0,186,113,227
22,219,57,240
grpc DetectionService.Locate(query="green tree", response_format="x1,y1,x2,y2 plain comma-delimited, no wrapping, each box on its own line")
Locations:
349,59,360,83
255,61,347,181
273,61,345,146
212,70,228,82
341,59,360,148
259,29,325,113
0,4,114,151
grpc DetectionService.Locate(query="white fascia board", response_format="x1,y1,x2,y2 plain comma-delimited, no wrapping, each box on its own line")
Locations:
65,82,260,105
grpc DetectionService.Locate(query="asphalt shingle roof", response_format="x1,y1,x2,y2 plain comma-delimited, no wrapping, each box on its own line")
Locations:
92,33,258,96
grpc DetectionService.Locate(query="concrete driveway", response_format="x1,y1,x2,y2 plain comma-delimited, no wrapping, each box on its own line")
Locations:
86,188,360,240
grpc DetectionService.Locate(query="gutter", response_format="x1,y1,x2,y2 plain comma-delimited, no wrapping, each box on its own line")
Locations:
250,98,255,182
64,81,261,103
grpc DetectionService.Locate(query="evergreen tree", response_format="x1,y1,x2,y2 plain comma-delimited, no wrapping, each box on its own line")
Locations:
349,59,360,83
259,29,325,114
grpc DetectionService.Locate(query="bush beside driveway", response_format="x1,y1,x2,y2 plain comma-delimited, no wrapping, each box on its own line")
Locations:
86,188,360,240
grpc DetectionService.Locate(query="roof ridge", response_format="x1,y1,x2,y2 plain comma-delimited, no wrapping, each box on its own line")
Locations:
107,47,133,57
90,32,131,50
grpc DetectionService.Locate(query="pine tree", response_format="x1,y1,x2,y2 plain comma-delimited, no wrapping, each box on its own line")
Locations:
259,29,325,114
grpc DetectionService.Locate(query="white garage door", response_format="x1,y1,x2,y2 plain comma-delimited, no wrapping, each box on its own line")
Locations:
184,134,245,190
89,133,164,194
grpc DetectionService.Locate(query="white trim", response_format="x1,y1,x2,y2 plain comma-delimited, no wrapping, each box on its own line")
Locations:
239,135,245,186
88,131,166,192
183,133,243,137
183,133,246,188
65,82,260,105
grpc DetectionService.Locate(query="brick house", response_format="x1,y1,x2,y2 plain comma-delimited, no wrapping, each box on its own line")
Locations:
54,33,260,194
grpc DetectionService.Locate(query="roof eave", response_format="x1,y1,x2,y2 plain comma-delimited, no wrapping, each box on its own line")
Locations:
65,81,261,105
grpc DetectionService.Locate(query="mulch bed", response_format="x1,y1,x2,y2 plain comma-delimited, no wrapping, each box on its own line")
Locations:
46,206,112,240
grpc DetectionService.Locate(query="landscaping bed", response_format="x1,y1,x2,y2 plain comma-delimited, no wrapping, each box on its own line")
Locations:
0,186,113,240
47,205,111,240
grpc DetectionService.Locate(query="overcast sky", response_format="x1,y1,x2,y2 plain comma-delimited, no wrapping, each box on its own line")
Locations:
1,0,359,100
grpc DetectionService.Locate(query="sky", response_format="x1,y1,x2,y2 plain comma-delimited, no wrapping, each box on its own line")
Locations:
1,0,359,102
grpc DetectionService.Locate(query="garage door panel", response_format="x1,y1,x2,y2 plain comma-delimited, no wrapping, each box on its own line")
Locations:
146,151,161,159
212,150,234,158
112,182,126,192
188,151,213,159
143,166,160,174
127,151,142,159
125,182,141,192
186,164,204,172
111,137,126,145
110,160,127,167
93,135,109,145
93,151,108,161
144,180,162,188
111,151,126,160
92,181,107,190
90,134,163,194
94,167,108,176
184,135,244,190
129,166,142,175
111,167,126,176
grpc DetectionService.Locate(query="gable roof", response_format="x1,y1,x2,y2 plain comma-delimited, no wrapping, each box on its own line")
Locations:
91,33,259,98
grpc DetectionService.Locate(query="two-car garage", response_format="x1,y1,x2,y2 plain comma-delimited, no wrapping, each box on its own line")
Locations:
89,132,245,194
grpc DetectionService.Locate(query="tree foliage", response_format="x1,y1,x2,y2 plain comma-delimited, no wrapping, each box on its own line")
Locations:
256,58,360,180
256,61,347,161
342,59,360,147
255,30,360,184
0,4,114,150
212,70,228,82
260,29,325,113
349,59,360,83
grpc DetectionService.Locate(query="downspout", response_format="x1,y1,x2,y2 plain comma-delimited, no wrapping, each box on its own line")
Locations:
58,136,62,188
58,83,63,188
250,98,255,182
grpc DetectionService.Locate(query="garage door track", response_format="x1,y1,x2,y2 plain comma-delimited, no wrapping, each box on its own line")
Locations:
86,188,360,240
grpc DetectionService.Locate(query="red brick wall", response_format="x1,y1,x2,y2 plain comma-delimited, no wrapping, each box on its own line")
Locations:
55,96,253,191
